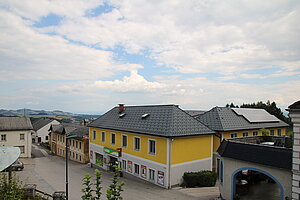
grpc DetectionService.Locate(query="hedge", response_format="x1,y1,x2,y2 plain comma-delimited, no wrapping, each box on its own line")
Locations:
183,170,217,188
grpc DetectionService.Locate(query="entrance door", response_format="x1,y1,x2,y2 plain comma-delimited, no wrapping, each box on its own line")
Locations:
108,156,118,171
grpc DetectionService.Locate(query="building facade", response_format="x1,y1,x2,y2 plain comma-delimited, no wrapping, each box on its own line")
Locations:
88,104,215,188
0,117,33,158
31,117,60,143
287,100,300,200
49,124,89,163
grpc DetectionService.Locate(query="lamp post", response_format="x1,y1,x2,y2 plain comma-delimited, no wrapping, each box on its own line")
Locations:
65,135,77,200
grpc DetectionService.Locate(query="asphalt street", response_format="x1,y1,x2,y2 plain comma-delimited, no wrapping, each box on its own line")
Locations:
17,144,218,200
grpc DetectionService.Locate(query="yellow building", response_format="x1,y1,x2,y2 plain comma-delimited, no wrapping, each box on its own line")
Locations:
49,124,89,163
197,107,290,169
88,104,215,188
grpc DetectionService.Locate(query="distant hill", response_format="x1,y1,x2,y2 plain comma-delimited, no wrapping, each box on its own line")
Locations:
0,108,100,120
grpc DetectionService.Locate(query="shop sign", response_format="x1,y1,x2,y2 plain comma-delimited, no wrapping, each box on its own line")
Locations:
103,147,119,157
141,165,147,179
128,161,133,173
157,171,165,186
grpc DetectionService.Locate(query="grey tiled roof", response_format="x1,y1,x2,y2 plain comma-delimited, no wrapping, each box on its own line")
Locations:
0,117,33,131
50,123,88,139
30,118,55,131
88,105,214,137
197,107,289,132
288,100,300,110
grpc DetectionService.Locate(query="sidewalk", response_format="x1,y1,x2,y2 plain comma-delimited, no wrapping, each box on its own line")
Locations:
178,187,220,200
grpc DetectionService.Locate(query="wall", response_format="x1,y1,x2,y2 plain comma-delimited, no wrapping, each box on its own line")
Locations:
170,135,213,186
0,130,32,158
218,157,291,200
36,120,60,143
89,128,167,164
289,110,300,200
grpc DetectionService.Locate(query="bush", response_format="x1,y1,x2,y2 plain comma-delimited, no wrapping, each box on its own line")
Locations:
183,170,217,188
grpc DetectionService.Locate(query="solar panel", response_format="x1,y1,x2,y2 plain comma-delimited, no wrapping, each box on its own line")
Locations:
232,108,279,123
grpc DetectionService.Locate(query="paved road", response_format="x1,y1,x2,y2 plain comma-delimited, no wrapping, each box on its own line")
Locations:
17,145,219,200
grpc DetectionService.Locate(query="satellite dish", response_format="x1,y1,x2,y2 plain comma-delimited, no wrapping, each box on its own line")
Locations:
0,147,21,171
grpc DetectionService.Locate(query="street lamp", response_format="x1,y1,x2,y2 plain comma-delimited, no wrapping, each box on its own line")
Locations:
65,134,77,200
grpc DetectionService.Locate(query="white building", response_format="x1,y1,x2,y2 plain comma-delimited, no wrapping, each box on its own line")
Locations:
0,117,33,158
31,118,60,143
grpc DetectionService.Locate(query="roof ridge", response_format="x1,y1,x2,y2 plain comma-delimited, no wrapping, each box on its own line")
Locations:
114,104,177,108
180,107,214,131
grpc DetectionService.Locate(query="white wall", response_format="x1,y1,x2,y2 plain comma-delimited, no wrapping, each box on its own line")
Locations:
36,120,60,143
0,130,32,158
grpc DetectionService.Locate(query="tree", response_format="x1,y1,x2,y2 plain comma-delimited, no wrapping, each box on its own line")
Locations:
106,166,124,200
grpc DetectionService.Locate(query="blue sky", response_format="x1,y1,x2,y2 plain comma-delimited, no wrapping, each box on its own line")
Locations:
0,0,299,114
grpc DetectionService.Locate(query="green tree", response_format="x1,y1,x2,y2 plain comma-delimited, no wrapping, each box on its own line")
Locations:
0,173,24,200
106,166,124,200
94,169,102,200
81,173,94,200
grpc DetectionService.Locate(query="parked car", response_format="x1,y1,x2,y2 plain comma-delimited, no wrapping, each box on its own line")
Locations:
3,160,24,171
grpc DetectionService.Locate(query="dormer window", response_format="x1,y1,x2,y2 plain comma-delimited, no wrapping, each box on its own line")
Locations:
142,113,150,119
119,113,126,118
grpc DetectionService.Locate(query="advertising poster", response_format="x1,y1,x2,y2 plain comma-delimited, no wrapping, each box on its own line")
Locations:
141,165,147,179
157,171,164,185
128,161,132,173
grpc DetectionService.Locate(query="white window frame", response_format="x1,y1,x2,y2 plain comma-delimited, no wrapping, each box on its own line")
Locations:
253,131,258,136
242,132,248,137
1,134,7,141
230,133,237,138
134,137,140,151
148,139,156,155
122,134,128,148
101,132,105,143
149,168,155,182
92,130,96,140
270,129,275,136
111,133,116,145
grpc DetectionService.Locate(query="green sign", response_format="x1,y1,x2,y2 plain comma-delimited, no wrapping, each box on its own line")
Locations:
103,147,119,157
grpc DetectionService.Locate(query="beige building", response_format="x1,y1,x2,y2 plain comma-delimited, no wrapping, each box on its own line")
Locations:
49,123,89,163
0,117,33,158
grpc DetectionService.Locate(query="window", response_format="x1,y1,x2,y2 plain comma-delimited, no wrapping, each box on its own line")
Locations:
230,133,237,138
278,129,282,136
122,135,127,148
45,136,48,140
79,142,82,149
79,155,82,161
134,137,140,151
92,130,96,140
95,153,103,166
76,141,78,149
101,132,105,142
17,146,25,154
20,134,25,141
253,131,258,136
122,160,127,170
242,132,248,137
148,139,156,155
149,169,155,181
270,129,275,136
134,164,140,175
76,153,78,160
111,133,116,145
1,134,6,141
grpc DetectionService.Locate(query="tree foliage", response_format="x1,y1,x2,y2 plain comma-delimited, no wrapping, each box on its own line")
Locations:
106,166,124,200
0,173,25,200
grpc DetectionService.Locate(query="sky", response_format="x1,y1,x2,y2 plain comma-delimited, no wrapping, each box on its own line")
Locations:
0,0,299,114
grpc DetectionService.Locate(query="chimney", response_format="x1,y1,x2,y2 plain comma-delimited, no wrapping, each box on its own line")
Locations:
119,104,125,113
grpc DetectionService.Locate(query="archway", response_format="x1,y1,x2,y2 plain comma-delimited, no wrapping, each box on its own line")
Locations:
231,167,284,200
